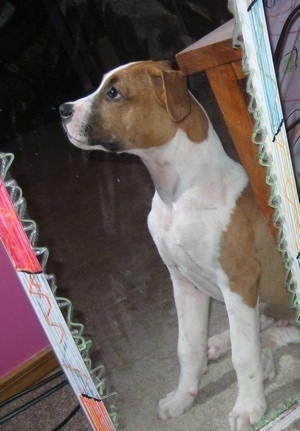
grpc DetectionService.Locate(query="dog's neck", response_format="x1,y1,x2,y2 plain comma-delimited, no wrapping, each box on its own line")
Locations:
141,149,179,206
130,126,232,206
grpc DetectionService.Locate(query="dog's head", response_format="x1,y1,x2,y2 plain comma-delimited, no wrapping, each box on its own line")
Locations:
59,60,207,153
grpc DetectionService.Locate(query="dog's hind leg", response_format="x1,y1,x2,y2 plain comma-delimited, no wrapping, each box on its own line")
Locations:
208,329,231,360
260,322,300,380
158,266,210,420
208,315,299,384
207,314,275,361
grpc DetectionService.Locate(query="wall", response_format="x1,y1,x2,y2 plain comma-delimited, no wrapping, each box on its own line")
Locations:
0,239,49,378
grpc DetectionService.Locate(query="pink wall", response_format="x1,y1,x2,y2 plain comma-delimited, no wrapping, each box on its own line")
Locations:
0,239,49,378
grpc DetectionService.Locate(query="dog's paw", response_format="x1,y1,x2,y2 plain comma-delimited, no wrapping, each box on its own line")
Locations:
208,330,231,360
158,389,197,419
261,347,276,381
260,328,277,381
229,398,266,431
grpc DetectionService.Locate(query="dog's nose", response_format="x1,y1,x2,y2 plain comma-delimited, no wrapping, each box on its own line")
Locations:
59,102,74,121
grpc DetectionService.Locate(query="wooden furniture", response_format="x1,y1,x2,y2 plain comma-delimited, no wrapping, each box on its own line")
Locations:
0,347,58,403
176,19,276,239
0,237,58,403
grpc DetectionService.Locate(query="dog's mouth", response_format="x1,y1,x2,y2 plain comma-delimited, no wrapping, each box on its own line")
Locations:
65,133,91,150
60,109,124,152
89,139,123,152
63,126,123,152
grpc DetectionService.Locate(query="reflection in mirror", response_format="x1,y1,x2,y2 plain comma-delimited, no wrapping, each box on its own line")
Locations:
0,2,233,430
1,1,300,431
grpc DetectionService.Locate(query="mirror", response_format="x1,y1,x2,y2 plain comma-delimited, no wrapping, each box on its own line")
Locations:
0,1,299,431
0,2,232,430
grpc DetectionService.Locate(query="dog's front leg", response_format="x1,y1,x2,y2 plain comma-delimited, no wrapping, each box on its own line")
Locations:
158,266,210,419
223,290,266,431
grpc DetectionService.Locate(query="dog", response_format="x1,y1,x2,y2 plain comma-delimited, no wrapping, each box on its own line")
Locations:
60,60,299,431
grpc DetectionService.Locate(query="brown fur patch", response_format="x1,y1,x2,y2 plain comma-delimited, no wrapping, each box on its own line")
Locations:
219,186,294,319
180,96,209,143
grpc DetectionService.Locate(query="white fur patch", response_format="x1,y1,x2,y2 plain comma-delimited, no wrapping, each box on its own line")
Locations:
144,125,248,302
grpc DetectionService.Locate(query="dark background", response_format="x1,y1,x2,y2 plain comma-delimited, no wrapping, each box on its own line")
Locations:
0,0,232,145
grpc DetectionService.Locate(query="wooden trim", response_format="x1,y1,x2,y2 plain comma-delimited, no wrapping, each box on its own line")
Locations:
205,63,276,238
176,19,241,75
0,347,59,402
176,38,242,75
231,60,246,81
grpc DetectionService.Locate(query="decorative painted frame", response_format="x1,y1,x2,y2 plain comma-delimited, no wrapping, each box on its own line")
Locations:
0,152,122,431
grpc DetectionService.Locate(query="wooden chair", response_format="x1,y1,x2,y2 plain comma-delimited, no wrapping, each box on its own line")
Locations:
176,19,276,239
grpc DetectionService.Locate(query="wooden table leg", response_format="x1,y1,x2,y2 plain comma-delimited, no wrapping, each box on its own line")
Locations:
205,62,276,238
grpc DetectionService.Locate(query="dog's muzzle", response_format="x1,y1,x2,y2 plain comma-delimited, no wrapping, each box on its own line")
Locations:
59,102,74,124
59,100,122,152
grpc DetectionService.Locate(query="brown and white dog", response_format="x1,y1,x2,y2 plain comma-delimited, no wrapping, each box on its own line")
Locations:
60,61,299,431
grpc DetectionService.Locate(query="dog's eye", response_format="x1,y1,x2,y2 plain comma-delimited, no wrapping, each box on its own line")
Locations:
106,86,121,100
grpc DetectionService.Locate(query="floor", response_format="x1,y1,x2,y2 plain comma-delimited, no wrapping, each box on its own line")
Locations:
1,76,300,431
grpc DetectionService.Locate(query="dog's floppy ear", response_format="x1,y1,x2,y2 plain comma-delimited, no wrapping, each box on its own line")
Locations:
148,67,191,122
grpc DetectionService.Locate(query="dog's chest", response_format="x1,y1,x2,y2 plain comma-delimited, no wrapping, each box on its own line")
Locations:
147,187,235,301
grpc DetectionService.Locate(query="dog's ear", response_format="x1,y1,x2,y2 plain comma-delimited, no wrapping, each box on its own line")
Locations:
148,67,191,122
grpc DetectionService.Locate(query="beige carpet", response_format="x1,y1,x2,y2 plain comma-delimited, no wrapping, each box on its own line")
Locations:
1,296,299,431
